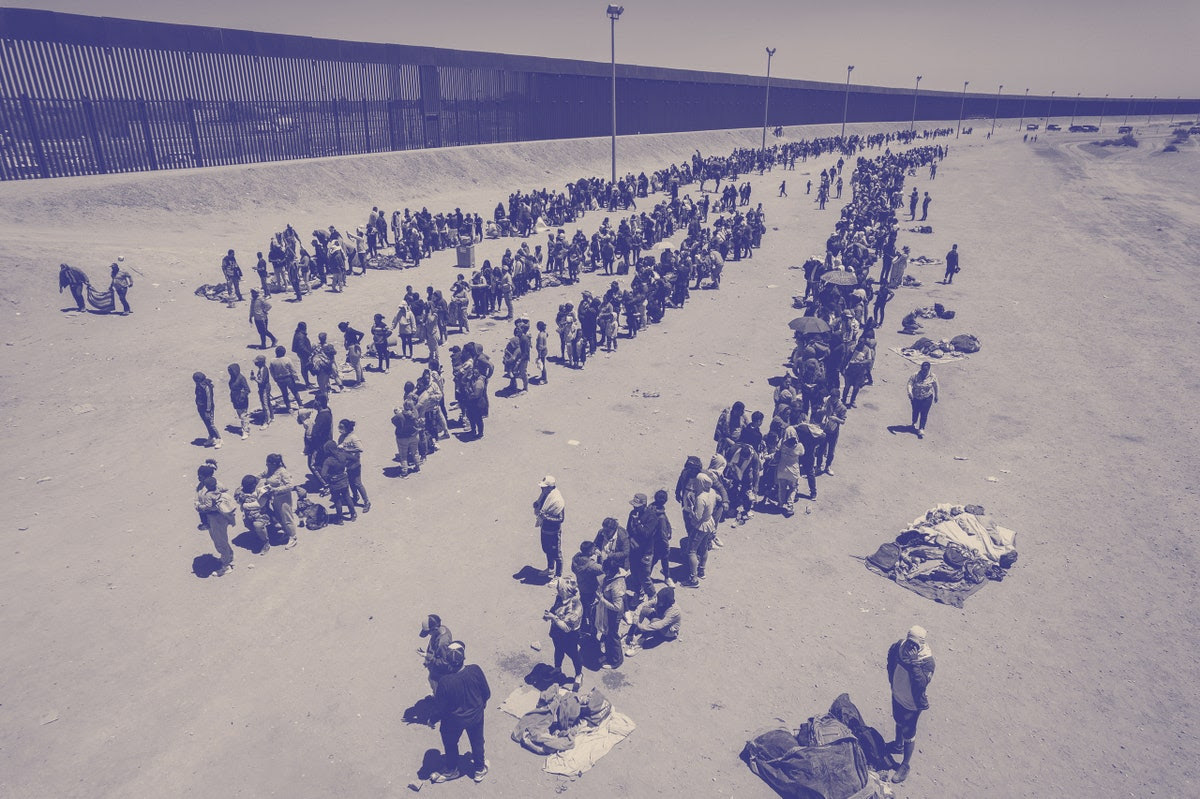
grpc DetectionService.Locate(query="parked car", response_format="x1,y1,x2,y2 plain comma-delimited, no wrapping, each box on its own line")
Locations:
1118,125,1134,134
1069,124,1100,133
1046,124,1062,131
1189,126,1200,135
1026,124,1039,130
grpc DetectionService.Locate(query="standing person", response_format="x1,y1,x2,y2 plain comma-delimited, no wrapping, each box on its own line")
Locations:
292,322,315,389
682,472,718,586
420,613,454,695
907,188,918,221
260,453,300,550
227,363,252,440
534,320,549,384
596,557,627,670
338,321,366,386
920,192,931,221
337,419,371,513
649,489,674,586
392,303,416,360
814,390,847,476
533,475,566,578
778,180,787,197
268,346,305,411
431,642,491,784
906,362,939,439
254,251,271,297
58,263,89,312
221,249,244,302
544,575,584,687
391,401,422,476
571,540,603,639
872,284,895,326
251,354,273,427
625,492,659,602
249,290,278,350
195,475,235,576
110,262,133,314
319,440,356,524
371,314,391,373
192,371,222,449
887,626,936,784
943,243,959,284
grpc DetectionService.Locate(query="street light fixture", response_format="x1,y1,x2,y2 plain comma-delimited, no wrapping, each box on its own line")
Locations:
607,4,623,185
1098,93,1108,131
910,75,922,133
840,65,854,139
991,84,1003,137
957,80,969,138
1017,88,1029,131
761,47,776,158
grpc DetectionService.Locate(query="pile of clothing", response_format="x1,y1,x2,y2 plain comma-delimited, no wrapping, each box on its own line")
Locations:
866,503,1019,608
909,254,942,266
899,333,980,360
743,694,895,799
505,684,636,778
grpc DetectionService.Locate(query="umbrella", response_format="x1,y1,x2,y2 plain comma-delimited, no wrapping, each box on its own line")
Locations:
821,269,858,286
788,316,831,334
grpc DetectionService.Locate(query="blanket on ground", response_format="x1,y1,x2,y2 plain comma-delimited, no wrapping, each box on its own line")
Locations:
505,684,633,777
865,503,1018,608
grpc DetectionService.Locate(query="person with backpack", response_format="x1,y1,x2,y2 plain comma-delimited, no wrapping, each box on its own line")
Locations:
227,363,252,440
886,626,935,783
109,262,133,314
392,400,421,476
195,475,236,576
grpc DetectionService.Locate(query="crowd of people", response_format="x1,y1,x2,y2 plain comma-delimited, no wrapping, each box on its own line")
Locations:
179,124,964,787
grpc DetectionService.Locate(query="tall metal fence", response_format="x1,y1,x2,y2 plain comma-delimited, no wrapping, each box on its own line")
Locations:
1,8,1196,181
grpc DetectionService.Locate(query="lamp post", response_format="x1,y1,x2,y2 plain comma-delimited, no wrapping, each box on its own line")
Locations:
1124,95,1133,126
606,4,623,185
1147,95,1156,124
957,80,969,138
1170,96,1180,125
840,65,854,139
1045,90,1055,127
1017,88,1029,131
910,75,922,133
761,47,776,158
991,83,1003,136
1098,93,1108,131
1070,92,1081,127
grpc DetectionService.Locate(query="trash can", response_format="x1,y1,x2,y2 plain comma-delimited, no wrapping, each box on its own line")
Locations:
456,242,475,269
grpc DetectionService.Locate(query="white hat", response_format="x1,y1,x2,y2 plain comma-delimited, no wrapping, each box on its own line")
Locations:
538,475,556,488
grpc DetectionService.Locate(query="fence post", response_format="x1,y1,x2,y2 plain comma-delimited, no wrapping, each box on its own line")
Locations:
81,97,107,174
362,98,371,152
137,99,158,171
186,99,204,167
18,93,50,179
333,99,343,155
386,100,397,151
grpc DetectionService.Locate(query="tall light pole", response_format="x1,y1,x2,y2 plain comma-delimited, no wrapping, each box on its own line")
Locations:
1124,95,1133,126
1147,95,1156,124
1070,92,1081,127
1017,88,1029,130
607,4,623,185
761,47,776,157
1045,90,1055,126
840,65,854,139
991,83,1003,136
1098,93,1108,130
1170,96,1180,125
910,75,922,133
957,80,969,138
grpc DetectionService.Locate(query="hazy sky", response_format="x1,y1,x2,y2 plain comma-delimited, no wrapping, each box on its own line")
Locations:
12,0,1199,97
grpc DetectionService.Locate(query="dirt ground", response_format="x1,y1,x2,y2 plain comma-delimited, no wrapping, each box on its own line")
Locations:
0,119,1197,799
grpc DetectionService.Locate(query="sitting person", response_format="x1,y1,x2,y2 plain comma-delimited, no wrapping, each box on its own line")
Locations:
900,310,923,335
623,587,681,656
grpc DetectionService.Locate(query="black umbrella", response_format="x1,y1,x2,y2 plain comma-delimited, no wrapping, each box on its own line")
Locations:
788,316,831,334
821,269,858,286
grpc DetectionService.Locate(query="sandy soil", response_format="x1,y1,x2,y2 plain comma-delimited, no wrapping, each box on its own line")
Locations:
0,120,1197,799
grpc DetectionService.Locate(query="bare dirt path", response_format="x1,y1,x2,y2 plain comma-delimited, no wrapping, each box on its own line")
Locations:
0,123,1196,798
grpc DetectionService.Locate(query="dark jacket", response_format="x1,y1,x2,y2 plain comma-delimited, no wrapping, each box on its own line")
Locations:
626,506,660,555
435,664,491,728
887,641,935,710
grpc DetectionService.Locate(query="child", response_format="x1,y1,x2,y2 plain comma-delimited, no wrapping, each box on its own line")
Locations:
251,354,273,428
235,474,273,554
535,321,549,384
